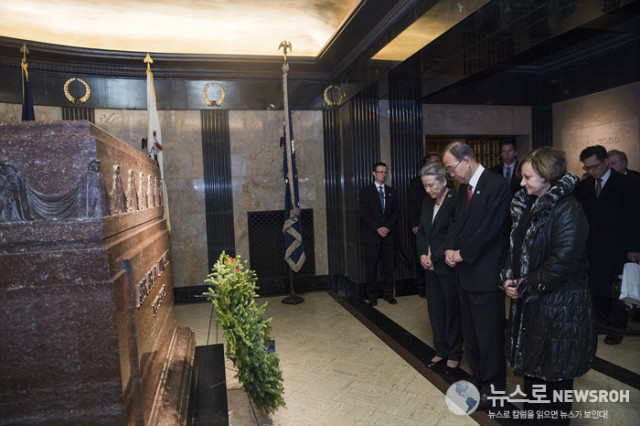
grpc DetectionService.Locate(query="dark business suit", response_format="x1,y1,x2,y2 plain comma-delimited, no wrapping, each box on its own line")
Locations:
359,183,400,300
416,186,462,361
408,175,428,296
575,170,640,329
490,161,521,195
445,168,511,396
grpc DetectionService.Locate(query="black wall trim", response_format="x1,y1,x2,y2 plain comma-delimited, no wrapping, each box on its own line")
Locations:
389,56,423,281
202,110,236,270
532,105,553,148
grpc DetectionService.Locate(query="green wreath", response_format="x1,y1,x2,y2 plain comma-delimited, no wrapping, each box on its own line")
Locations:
204,252,285,415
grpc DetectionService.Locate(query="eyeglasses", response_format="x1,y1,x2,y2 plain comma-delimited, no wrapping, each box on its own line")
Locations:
445,159,463,174
582,161,602,172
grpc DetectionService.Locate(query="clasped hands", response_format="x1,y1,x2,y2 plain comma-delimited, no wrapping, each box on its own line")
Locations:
444,249,463,267
377,226,391,238
503,279,520,299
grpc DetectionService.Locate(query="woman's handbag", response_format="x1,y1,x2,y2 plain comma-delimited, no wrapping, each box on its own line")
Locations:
620,262,640,306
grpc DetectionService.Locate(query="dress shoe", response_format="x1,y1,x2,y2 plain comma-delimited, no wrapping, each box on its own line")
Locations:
445,362,461,376
385,297,397,304
368,298,378,307
477,394,491,411
418,294,427,299
427,357,446,369
604,334,623,345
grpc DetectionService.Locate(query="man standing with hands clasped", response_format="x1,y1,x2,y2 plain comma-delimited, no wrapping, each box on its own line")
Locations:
442,141,511,410
360,162,399,307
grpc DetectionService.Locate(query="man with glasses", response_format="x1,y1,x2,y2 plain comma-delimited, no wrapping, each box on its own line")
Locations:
359,162,400,306
576,145,640,345
441,141,511,409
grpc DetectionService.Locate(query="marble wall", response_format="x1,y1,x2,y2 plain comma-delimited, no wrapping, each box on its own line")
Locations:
554,82,640,176
229,110,327,275
0,105,328,288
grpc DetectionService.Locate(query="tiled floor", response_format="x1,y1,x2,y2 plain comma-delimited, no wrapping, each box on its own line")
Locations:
176,292,640,425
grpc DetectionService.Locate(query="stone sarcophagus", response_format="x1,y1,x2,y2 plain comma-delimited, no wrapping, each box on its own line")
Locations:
0,121,195,425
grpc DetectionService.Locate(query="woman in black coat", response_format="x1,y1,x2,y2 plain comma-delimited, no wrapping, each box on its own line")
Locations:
416,163,463,374
501,147,597,423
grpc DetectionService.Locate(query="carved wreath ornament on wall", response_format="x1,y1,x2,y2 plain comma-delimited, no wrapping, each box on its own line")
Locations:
63,78,91,104
202,82,225,107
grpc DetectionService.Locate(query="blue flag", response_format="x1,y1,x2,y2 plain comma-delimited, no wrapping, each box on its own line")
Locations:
282,64,305,272
21,59,35,121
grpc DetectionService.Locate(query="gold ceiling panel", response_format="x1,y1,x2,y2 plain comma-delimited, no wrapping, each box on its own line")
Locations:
372,0,490,62
0,0,361,57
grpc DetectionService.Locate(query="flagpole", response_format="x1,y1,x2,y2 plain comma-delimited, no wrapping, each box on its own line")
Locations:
280,41,304,305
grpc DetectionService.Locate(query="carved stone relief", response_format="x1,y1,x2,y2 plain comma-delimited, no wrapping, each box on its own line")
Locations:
0,159,164,223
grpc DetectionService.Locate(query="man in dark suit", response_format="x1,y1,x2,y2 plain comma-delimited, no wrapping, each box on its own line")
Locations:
407,153,442,298
442,141,511,407
360,162,400,306
608,149,640,187
576,145,640,345
489,140,521,194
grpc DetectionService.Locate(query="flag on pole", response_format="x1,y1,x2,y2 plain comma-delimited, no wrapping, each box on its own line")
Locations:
281,43,306,272
145,54,171,233
20,45,35,121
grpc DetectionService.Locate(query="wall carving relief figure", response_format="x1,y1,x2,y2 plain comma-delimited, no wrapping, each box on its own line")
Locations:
155,177,163,208
110,165,126,215
138,172,147,209
126,169,138,212
147,175,155,208
0,163,32,223
79,159,110,218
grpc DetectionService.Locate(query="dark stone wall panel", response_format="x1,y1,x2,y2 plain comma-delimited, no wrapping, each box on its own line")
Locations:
201,110,235,268
389,57,423,281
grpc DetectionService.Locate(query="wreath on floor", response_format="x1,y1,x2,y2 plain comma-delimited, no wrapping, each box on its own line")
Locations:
204,252,285,415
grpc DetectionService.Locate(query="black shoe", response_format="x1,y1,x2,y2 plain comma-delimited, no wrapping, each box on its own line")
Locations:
418,293,427,299
385,297,397,304
428,358,446,369
604,334,623,345
445,364,461,376
368,298,378,307
477,394,491,411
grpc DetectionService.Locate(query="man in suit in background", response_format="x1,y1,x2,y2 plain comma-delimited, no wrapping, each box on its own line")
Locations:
407,152,442,298
490,140,521,194
608,149,640,187
360,162,400,306
442,141,511,408
576,145,640,345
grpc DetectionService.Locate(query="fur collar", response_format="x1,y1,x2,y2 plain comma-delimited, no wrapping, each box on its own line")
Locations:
510,172,579,240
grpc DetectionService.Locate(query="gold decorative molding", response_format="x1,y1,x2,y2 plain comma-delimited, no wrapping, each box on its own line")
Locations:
202,82,225,107
63,78,91,104
323,85,345,107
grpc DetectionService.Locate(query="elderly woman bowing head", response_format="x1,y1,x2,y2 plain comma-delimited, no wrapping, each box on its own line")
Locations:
501,147,597,423
416,163,463,375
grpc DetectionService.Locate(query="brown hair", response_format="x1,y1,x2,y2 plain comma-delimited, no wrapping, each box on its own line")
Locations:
519,147,566,183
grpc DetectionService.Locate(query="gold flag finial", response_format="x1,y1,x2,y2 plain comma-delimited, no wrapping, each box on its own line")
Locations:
20,44,29,62
278,41,292,62
144,53,153,72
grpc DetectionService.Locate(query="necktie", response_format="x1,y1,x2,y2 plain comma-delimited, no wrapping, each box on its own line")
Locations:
505,166,511,183
465,184,473,212
378,186,385,212
595,178,602,198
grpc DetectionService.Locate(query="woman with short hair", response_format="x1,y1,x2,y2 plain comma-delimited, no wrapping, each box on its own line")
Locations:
502,147,597,423
416,163,463,374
